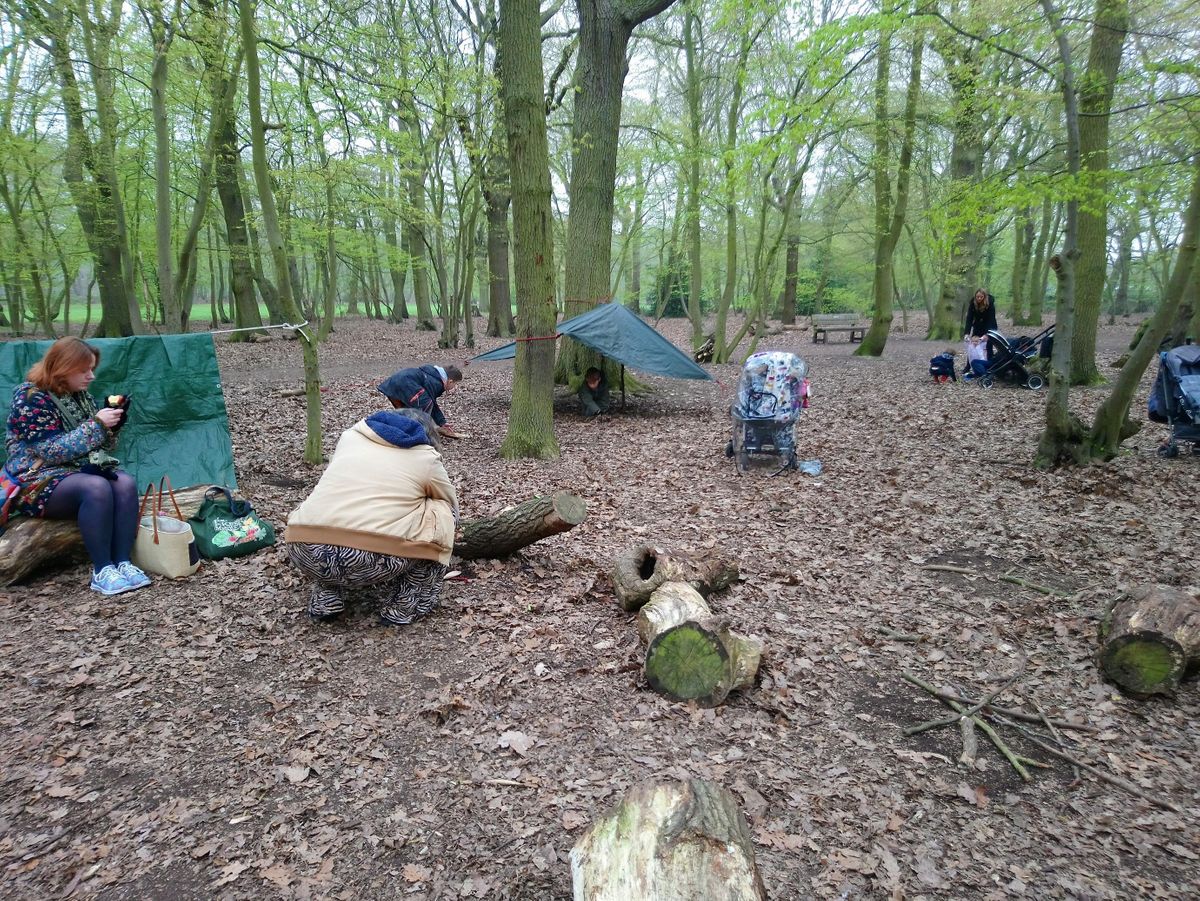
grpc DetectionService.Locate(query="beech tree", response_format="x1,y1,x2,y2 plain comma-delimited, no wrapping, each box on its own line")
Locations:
558,0,679,382
1070,0,1129,385
498,0,559,459
857,9,923,357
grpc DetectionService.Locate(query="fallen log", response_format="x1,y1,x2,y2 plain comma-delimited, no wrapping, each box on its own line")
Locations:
637,581,762,707
1098,583,1200,696
612,543,739,611
454,491,587,560
570,778,767,901
2,487,587,586
0,485,216,587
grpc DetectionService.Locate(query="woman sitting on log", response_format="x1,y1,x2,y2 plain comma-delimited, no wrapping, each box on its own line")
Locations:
4,337,150,596
285,408,458,625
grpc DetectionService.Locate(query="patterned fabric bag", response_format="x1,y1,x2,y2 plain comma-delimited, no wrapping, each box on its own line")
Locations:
188,487,276,560
0,459,43,532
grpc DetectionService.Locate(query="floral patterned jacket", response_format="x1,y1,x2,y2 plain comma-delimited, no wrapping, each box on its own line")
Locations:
4,382,116,518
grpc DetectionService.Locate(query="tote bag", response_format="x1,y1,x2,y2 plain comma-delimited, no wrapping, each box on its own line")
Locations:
133,477,201,579
189,486,276,560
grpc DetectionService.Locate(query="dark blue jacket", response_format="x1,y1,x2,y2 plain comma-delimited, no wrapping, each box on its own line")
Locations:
377,365,448,426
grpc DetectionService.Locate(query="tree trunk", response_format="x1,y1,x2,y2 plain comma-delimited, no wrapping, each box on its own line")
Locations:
454,491,586,560
637,581,762,707
1110,223,1133,318
558,0,680,382
211,68,265,339
148,3,181,333
486,189,513,337
1036,0,1087,468
238,0,322,464
31,3,139,337
1099,584,1200,696
1087,152,1200,459
859,23,922,356
1011,207,1032,323
1165,251,1198,347
383,164,409,323
498,0,560,459
1027,200,1062,327
929,36,983,341
780,233,798,325
683,5,703,350
627,159,644,312
611,543,739,611
570,779,767,900
1071,0,1129,384
1071,0,1129,385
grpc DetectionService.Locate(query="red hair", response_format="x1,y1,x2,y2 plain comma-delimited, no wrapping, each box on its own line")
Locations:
27,337,100,395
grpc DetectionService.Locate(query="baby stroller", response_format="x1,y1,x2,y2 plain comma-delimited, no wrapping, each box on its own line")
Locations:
1148,344,1200,458
725,351,809,475
973,324,1054,390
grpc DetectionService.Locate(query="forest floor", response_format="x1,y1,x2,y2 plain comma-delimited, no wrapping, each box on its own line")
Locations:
1,311,1198,900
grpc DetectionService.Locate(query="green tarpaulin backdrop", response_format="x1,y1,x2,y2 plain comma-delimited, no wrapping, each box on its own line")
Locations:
1,334,237,489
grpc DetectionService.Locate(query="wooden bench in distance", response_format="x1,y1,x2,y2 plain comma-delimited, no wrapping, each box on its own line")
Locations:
811,312,866,343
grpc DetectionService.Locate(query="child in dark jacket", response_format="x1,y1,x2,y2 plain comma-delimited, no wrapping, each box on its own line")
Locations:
577,367,611,417
377,364,466,438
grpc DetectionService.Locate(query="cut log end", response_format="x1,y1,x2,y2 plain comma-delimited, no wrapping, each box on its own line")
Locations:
1099,632,1186,696
549,491,588,527
645,623,731,707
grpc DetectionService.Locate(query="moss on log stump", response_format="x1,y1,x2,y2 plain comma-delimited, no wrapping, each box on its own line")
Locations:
1099,584,1200,696
612,543,739,611
453,491,586,560
570,778,767,901
0,485,216,587
637,581,762,707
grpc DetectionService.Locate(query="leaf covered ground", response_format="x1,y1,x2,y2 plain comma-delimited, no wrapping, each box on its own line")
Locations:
1,313,1198,900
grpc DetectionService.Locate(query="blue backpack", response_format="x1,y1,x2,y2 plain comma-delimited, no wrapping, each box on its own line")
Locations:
929,353,957,382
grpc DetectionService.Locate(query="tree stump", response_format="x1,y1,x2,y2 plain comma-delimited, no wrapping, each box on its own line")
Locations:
570,778,767,901
612,543,739,612
453,491,586,560
1099,584,1200,696
0,484,217,587
637,581,762,707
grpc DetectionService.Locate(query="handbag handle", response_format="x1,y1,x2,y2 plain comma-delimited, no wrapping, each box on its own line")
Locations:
139,482,162,545
204,485,250,516
156,475,185,522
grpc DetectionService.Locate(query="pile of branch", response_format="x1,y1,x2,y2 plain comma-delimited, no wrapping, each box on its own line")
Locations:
902,671,1180,812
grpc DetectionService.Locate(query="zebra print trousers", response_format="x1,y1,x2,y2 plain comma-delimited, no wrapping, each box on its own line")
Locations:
286,542,448,625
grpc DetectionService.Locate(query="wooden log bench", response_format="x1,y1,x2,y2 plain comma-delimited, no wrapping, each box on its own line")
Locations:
811,312,866,343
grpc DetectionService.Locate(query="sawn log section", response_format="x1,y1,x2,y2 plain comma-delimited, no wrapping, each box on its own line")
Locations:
1098,583,1200,696
570,778,767,900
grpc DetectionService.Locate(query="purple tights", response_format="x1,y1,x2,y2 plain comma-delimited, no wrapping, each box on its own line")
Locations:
44,471,140,571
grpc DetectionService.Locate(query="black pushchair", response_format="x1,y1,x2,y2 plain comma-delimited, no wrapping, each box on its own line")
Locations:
724,351,809,475
1148,344,1200,458
974,324,1054,390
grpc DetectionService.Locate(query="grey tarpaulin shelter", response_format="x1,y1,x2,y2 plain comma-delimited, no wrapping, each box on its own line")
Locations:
1,334,237,489
472,303,712,402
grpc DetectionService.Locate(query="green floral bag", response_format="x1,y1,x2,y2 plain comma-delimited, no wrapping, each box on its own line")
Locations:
188,487,276,560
